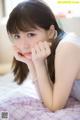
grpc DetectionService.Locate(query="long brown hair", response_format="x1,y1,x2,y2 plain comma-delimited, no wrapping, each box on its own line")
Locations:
6,0,65,84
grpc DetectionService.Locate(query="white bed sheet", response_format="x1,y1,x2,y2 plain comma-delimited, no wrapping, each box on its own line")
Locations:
0,72,40,104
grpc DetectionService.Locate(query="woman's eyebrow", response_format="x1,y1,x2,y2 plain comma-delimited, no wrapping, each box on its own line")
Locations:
27,29,36,31
26,27,38,32
13,33,20,35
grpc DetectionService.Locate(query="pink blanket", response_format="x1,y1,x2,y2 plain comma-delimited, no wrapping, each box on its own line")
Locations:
0,96,80,120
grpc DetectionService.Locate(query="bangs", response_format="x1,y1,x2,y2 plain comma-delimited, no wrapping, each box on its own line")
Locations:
7,16,37,34
6,3,39,34
7,0,53,34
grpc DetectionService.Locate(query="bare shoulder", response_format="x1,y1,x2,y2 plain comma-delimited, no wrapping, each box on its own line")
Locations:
52,41,80,111
55,40,80,60
55,41,80,80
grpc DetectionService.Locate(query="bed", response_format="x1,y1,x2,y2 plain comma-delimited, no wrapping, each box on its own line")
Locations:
0,72,80,120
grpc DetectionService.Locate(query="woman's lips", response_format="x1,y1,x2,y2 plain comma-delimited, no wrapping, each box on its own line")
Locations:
23,52,32,56
23,52,32,59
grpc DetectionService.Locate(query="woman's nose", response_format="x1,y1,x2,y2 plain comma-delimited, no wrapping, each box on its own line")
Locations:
21,47,30,52
19,40,30,52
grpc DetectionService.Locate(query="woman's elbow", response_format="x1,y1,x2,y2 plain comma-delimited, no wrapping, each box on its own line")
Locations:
43,99,65,112
46,104,65,112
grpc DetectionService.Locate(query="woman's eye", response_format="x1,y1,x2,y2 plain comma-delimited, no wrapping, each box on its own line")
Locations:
27,33,36,37
13,34,20,39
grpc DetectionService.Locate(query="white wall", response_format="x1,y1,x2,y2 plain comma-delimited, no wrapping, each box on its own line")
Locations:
0,18,13,63
0,0,3,17
60,17,80,36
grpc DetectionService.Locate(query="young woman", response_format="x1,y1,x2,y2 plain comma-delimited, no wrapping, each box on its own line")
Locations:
6,0,80,111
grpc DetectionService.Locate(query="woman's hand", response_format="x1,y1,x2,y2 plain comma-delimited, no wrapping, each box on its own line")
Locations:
12,45,32,66
31,41,52,65
12,45,37,81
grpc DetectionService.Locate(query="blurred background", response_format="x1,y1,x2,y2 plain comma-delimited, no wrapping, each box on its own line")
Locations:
0,0,80,75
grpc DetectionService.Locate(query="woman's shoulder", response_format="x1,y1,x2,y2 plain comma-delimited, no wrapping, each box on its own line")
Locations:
55,33,80,72
55,32,80,58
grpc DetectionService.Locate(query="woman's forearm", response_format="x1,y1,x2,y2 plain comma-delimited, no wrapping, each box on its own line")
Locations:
29,66,37,82
34,61,53,110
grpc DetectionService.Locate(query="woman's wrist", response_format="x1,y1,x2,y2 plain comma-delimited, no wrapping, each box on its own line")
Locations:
34,60,46,69
29,69,37,81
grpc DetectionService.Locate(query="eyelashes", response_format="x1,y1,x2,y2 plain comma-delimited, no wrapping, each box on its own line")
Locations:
10,32,36,43
12,33,36,39
27,33,36,37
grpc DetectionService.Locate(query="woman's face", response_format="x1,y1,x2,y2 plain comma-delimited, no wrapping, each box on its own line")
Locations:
11,26,54,58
